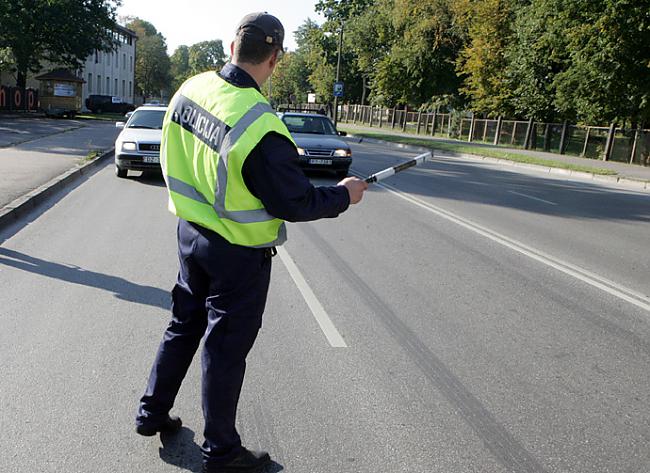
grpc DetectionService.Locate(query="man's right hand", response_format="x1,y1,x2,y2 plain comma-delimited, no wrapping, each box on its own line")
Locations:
338,177,369,204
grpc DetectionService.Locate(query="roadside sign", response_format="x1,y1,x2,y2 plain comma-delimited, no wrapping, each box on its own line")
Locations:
333,81,344,98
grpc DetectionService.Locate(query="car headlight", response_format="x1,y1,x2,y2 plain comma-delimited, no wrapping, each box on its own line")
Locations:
122,141,137,151
296,147,306,156
334,148,351,157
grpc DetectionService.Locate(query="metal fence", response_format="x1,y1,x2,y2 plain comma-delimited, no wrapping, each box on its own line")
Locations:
332,104,650,166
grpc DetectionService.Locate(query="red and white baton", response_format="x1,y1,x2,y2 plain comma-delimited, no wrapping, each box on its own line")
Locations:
364,151,431,184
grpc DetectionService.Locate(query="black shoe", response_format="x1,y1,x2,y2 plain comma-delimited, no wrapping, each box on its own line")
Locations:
135,415,182,437
202,448,271,472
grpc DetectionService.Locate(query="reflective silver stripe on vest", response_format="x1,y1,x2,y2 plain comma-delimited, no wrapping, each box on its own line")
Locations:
250,222,287,248
213,102,277,224
167,175,211,205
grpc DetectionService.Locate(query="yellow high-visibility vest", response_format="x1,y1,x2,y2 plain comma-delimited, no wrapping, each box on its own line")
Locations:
161,71,295,247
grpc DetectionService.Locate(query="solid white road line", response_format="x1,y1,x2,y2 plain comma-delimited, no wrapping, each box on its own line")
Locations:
277,246,348,348
508,190,558,206
354,171,650,315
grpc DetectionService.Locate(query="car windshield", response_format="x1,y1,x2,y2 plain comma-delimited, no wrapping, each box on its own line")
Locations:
127,110,165,129
282,115,337,135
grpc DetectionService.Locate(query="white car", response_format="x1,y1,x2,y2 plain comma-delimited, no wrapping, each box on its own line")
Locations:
114,106,167,178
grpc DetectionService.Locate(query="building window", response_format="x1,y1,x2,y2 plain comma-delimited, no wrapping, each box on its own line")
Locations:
106,76,110,95
115,78,118,96
95,50,99,63
130,56,133,71
129,81,132,97
97,75,102,94
123,53,126,70
107,52,111,66
88,73,93,93
122,79,125,97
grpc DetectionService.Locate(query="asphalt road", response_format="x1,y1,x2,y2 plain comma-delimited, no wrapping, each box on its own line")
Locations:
0,140,648,473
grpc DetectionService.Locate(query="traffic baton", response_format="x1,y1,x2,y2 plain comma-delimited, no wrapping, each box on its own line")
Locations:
364,151,431,184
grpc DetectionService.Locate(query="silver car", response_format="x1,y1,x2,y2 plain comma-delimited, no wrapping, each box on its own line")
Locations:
114,106,167,178
279,112,352,178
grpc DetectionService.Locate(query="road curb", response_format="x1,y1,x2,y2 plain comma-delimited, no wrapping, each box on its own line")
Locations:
0,148,115,230
347,134,650,192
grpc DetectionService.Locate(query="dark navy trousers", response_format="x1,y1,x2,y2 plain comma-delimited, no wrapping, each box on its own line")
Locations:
137,218,272,466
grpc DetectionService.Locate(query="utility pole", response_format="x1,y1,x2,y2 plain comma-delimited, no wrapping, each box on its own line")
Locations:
333,20,344,128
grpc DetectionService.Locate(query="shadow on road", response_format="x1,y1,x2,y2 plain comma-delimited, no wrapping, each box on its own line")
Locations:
0,247,170,310
159,427,284,473
159,427,202,472
130,171,167,187
353,150,650,222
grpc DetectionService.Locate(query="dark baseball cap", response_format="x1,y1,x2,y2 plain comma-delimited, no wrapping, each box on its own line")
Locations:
236,12,284,49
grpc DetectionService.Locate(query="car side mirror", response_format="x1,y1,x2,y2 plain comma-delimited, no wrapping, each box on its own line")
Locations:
115,122,125,128
338,131,347,137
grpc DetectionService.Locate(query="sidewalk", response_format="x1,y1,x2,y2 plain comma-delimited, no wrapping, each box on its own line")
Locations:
0,119,120,210
340,123,650,184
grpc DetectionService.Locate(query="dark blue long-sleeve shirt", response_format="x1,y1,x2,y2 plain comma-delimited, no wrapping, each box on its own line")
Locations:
218,63,350,222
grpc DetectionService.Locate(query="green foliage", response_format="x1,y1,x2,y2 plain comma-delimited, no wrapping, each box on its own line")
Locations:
0,47,14,72
502,0,650,125
552,0,650,125
503,1,567,121
168,40,226,94
454,0,517,116
0,0,121,88
267,52,311,105
318,0,464,108
170,45,190,92
127,18,170,100
188,40,226,76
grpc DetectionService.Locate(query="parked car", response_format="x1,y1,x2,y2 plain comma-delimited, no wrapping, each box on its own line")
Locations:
114,106,166,178
86,95,135,114
278,112,351,178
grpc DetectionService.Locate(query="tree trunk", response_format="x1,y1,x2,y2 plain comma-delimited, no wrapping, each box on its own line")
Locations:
16,69,27,89
361,75,368,106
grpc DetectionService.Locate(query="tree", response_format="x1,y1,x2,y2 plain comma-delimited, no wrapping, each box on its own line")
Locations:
293,19,337,104
188,40,226,76
374,0,464,107
502,1,569,121
267,51,311,105
0,0,120,88
317,0,383,104
127,18,170,100
170,45,190,92
453,0,519,116
552,0,650,125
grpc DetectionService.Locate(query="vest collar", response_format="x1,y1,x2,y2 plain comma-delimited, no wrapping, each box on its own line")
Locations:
218,63,261,93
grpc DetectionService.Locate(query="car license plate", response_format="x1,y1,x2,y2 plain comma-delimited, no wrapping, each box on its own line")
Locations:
143,155,159,164
309,159,332,165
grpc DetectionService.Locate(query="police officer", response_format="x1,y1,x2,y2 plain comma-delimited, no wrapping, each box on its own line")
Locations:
135,12,368,473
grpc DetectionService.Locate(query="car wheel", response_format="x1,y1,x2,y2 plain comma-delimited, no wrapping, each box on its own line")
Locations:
115,166,128,178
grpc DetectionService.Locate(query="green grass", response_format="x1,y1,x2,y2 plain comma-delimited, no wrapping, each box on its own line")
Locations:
76,112,127,122
85,149,103,160
341,128,618,176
